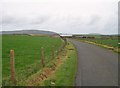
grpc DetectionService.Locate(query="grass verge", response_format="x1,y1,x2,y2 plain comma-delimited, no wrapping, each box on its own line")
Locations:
78,39,120,53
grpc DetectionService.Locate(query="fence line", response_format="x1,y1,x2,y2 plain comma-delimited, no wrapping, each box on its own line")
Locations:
52,47,55,60
57,37,67,55
8,37,67,85
41,47,45,67
4,38,67,58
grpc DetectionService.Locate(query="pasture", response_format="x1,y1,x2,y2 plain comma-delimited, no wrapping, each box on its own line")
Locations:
2,35,63,85
80,38,118,48
78,35,119,52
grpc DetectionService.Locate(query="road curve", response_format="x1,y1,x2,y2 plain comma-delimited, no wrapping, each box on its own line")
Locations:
69,39,118,86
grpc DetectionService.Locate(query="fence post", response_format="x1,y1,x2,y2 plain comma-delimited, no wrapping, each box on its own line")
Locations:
52,47,54,59
10,49,16,85
41,47,45,67
57,50,60,59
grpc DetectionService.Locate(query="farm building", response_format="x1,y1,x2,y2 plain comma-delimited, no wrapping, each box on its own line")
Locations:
73,35,95,39
60,34,73,38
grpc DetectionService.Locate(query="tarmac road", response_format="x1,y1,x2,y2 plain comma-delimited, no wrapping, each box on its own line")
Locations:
69,39,118,86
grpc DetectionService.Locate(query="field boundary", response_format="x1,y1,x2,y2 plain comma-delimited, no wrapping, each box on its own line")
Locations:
76,39,120,53
25,41,77,86
57,37,67,55
2,35,66,86
8,46,61,85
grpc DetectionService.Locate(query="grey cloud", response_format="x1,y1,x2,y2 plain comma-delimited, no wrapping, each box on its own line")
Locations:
2,15,50,26
87,15,101,25
2,0,118,34
2,16,26,25
102,17,118,34
30,16,50,24
2,16,16,24
2,13,117,34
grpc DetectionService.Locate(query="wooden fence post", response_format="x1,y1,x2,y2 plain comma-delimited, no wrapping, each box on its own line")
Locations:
41,47,45,67
57,51,60,59
52,47,54,59
10,49,16,85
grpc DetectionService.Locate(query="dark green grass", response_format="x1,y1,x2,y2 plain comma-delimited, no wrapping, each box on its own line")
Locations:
2,35,63,85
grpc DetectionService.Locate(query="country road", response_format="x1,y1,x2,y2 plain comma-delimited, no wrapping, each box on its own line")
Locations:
69,39,118,86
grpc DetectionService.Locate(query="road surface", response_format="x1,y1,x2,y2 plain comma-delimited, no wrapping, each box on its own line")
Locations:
69,39,118,86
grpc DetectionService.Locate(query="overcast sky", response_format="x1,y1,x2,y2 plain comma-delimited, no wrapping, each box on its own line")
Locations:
1,0,119,34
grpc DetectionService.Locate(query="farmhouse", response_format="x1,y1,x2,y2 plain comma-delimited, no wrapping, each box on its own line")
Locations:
60,34,73,38
73,35,95,39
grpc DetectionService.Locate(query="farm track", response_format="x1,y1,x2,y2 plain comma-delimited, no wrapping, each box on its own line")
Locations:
69,39,118,86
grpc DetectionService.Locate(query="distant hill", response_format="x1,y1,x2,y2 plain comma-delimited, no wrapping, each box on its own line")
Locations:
88,33,102,35
1,30,58,35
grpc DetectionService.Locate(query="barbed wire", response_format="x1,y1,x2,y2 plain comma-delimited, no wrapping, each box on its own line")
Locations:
2,47,63,58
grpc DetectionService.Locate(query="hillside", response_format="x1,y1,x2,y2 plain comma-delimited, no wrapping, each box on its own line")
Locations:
1,30,58,35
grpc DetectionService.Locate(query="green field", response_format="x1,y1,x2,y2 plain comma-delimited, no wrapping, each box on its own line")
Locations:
24,42,77,86
77,36,119,52
2,35,63,86
80,38,118,48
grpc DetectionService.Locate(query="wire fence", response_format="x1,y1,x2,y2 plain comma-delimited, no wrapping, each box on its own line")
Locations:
2,37,67,85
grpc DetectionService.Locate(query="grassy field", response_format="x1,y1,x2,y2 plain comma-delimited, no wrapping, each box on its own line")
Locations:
77,36,119,52
2,35,63,86
80,38,118,47
25,41,77,86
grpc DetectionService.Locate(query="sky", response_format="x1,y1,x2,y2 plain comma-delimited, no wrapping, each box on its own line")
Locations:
1,0,119,34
